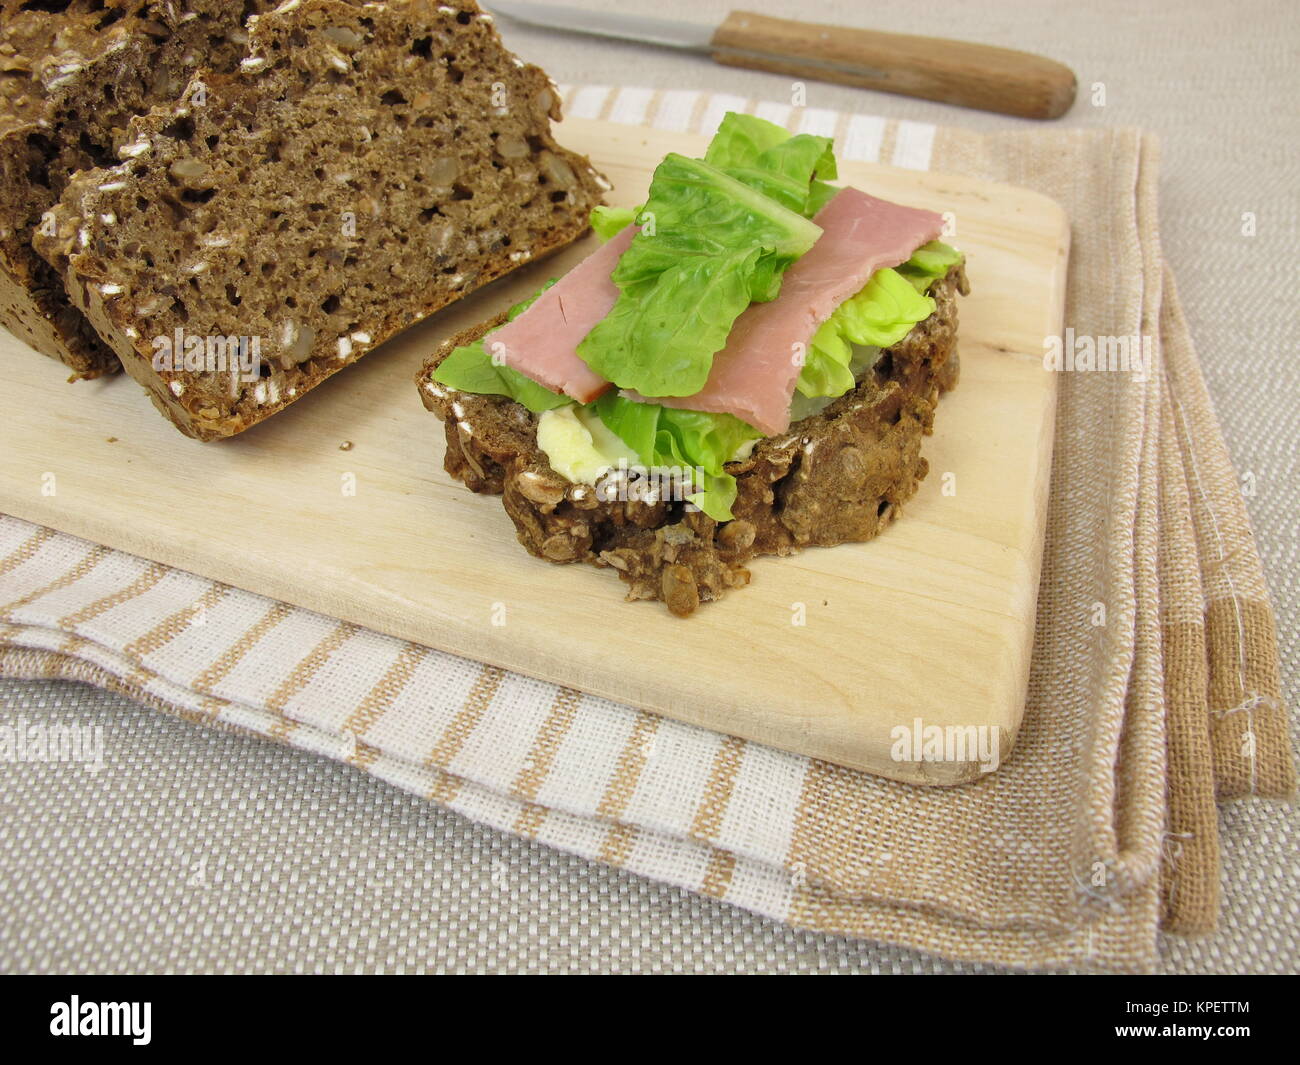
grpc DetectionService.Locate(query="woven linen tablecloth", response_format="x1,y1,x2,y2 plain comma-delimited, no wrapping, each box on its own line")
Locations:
1,79,1293,972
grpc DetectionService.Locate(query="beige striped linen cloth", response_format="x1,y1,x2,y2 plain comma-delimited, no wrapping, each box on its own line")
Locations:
1,87,1293,972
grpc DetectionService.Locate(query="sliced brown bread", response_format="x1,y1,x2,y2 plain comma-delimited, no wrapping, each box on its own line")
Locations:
35,0,607,438
0,1,268,379
417,266,967,616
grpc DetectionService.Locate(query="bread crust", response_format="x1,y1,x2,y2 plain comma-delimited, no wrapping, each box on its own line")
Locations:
418,265,967,615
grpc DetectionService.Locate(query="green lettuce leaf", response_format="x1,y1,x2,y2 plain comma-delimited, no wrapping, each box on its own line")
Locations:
896,240,964,292
701,112,791,166
694,473,740,523
431,282,571,413
704,112,838,219
591,393,761,521
805,178,840,217
795,268,936,399
797,321,857,400
589,392,660,465
793,242,964,399
654,407,762,479
576,152,822,398
590,204,638,241
432,344,571,414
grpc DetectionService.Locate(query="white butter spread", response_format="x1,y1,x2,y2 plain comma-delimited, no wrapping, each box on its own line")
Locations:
730,438,758,463
539,405,761,483
537,406,640,484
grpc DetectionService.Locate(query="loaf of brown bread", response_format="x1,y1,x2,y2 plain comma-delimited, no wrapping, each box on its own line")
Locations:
418,266,966,616
36,0,607,437
0,1,268,379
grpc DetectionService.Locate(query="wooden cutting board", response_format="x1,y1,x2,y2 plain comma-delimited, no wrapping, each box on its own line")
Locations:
0,117,1068,784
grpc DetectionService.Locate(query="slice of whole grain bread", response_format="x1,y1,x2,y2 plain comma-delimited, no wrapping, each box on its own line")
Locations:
417,265,967,616
0,1,269,379
36,0,607,437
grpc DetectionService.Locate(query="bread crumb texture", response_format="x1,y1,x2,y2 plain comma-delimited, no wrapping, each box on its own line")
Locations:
35,0,605,435
1,1,267,378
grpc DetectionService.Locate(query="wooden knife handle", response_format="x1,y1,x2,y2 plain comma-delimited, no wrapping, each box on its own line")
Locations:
709,10,1076,120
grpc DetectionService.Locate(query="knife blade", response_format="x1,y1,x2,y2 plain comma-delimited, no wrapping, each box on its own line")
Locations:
487,2,1076,120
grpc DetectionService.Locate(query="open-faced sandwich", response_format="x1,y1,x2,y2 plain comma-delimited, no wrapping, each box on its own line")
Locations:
418,113,967,616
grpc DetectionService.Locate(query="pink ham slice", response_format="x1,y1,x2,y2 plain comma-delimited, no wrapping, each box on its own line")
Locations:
629,188,944,436
486,225,633,404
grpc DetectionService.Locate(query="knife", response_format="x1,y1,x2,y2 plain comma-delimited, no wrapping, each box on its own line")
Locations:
488,3,1076,120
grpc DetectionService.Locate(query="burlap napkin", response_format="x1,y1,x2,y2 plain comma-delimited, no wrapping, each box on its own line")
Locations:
0,87,1292,972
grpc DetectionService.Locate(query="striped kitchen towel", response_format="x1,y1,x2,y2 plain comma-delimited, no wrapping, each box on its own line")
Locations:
0,86,1292,971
